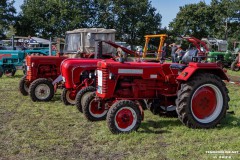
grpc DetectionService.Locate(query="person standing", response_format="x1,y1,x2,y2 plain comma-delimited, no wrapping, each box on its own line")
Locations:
170,43,178,63
161,43,168,60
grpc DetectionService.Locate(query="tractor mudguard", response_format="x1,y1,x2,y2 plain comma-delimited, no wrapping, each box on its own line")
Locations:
52,75,63,85
176,62,229,81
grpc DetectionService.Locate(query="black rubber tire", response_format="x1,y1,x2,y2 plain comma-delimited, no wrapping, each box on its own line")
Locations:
19,75,29,96
75,86,95,113
22,64,27,75
82,92,107,121
61,88,76,106
107,100,142,134
0,66,3,78
29,78,54,102
230,61,240,71
4,65,16,77
175,73,229,129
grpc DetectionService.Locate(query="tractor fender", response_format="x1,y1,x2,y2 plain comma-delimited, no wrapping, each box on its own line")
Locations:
52,75,63,85
176,63,229,82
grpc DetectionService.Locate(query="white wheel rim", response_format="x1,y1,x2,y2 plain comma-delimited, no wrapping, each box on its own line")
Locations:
35,84,51,100
191,84,223,123
114,106,137,132
66,90,76,105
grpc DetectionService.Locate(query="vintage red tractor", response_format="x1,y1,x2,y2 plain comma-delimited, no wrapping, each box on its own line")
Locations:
60,40,138,107
77,36,211,120
82,49,230,134
18,28,116,101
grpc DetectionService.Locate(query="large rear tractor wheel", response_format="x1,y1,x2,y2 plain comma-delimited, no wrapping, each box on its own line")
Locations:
230,61,240,71
176,73,229,129
61,88,76,105
82,92,108,121
19,75,29,96
0,66,3,78
107,100,142,134
29,78,54,102
75,86,95,113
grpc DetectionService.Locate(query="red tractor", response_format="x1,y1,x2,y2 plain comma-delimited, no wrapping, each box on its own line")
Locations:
60,40,139,107
18,28,116,101
82,49,229,134
77,36,212,120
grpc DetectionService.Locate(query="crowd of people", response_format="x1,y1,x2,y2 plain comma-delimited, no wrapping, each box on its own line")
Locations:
161,42,183,62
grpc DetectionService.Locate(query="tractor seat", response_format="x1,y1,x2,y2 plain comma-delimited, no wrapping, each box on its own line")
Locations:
181,49,198,64
170,63,187,70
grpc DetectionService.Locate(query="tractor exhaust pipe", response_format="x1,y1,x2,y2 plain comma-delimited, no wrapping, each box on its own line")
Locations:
12,35,15,50
49,37,52,56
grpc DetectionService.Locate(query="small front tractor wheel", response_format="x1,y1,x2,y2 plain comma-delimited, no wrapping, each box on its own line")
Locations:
4,65,16,77
61,88,76,105
29,78,54,102
19,75,29,96
107,100,142,134
230,61,240,71
82,92,108,121
176,73,229,129
0,66,3,78
75,86,95,113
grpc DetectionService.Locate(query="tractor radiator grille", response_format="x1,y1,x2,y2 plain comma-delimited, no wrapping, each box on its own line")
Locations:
97,67,109,94
26,58,32,79
101,68,109,94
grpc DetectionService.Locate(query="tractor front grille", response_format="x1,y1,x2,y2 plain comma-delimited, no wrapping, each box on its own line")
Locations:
26,57,32,80
97,67,109,94
101,68,109,94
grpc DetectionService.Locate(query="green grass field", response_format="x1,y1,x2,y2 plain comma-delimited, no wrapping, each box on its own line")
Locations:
0,70,239,160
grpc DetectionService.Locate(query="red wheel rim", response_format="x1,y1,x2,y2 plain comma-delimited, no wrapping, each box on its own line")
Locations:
115,108,134,129
66,90,76,105
192,86,217,119
89,100,107,117
68,91,75,100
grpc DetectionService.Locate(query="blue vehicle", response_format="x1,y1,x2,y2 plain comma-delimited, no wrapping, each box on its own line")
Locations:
0,36,56,77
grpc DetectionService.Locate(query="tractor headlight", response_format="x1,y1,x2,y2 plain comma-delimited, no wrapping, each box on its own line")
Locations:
89,72,95,79
62,76,66,82
94,70,97,76
109,72,114,80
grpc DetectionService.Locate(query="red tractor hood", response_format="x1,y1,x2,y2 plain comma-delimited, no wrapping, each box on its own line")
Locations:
61,58,113,89
98,60,177,80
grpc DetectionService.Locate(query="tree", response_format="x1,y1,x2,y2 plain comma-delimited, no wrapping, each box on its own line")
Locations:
16,0,95,38
111,0,162,47
169,0,240,41
0,0,16,38
169,2,212,39
15,0,162,47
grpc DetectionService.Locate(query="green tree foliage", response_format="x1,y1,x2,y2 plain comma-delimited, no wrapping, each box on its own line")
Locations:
169,0,240,41
16,0,94,37
15,0,162,46
111,0,162,46
0,0,16,38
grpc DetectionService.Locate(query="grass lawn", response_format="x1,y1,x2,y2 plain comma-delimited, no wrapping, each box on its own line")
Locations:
0,71,239,160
